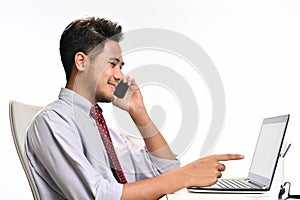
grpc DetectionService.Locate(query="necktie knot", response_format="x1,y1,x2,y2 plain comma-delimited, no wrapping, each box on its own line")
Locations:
90,105,104,121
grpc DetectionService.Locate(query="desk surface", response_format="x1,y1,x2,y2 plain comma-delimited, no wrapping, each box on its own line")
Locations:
162,176,300,200
164,188,278,200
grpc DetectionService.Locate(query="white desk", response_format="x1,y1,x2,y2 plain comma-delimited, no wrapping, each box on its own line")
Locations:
164,188,278,200
162,178,284,200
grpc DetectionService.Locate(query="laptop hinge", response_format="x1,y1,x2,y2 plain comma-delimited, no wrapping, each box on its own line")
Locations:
248,180,267,189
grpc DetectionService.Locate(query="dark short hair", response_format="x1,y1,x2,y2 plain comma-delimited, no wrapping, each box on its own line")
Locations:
59,17,123,81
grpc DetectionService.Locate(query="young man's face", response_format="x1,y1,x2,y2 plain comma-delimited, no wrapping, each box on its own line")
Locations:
88,40,124,103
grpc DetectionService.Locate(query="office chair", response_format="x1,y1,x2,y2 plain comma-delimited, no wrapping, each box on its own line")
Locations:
9,100,43,200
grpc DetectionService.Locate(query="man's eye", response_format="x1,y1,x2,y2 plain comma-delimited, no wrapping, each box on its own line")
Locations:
109,62,116,67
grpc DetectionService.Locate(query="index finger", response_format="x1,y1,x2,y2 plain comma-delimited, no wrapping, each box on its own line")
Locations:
213,154,244,161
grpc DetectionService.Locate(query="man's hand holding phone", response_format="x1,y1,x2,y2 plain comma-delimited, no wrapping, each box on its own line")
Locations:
112,76,144,113
113,80,129,99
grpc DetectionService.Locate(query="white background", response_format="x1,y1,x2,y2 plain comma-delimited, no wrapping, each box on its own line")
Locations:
1,0,299,198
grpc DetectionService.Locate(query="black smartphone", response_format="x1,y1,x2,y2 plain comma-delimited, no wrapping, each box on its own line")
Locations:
113,81,129,98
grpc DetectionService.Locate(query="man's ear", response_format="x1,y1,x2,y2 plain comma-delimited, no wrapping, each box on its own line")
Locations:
74,52,88,71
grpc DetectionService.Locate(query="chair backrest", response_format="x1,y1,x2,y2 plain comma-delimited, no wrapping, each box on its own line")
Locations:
9,100,43,200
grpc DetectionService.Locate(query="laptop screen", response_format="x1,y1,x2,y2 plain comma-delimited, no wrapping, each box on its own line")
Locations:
248,115,289,187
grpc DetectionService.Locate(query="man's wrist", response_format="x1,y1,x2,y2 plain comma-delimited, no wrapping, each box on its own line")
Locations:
136,121,159,138
161,167,189,193
129,106,151,126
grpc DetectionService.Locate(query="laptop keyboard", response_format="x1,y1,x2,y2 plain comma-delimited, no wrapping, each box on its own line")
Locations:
217,179,257,189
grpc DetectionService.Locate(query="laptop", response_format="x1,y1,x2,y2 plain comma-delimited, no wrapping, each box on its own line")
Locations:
188,114,290,193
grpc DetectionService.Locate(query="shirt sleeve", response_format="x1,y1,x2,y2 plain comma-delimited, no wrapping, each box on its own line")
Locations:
26,109,123,200
148,153,181,174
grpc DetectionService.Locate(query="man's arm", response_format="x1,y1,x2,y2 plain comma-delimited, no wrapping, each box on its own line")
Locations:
112,77,244,199
121,154,244,200
112,77,177,160
129,106,176,160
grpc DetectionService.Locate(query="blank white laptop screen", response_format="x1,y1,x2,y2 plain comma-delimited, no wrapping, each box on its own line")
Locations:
247,117,289,188
250,122,287,178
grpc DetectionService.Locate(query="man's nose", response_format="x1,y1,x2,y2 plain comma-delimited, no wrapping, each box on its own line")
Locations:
114,67,123,81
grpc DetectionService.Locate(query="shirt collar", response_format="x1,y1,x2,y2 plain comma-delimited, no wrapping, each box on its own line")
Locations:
58,88,93,115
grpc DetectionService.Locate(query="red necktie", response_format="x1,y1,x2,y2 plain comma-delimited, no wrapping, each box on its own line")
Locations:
90,105,127,184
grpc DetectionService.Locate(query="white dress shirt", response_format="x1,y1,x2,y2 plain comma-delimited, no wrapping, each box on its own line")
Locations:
25,88,180,200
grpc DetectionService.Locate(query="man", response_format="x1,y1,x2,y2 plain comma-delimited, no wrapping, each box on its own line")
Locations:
26,17,244,199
